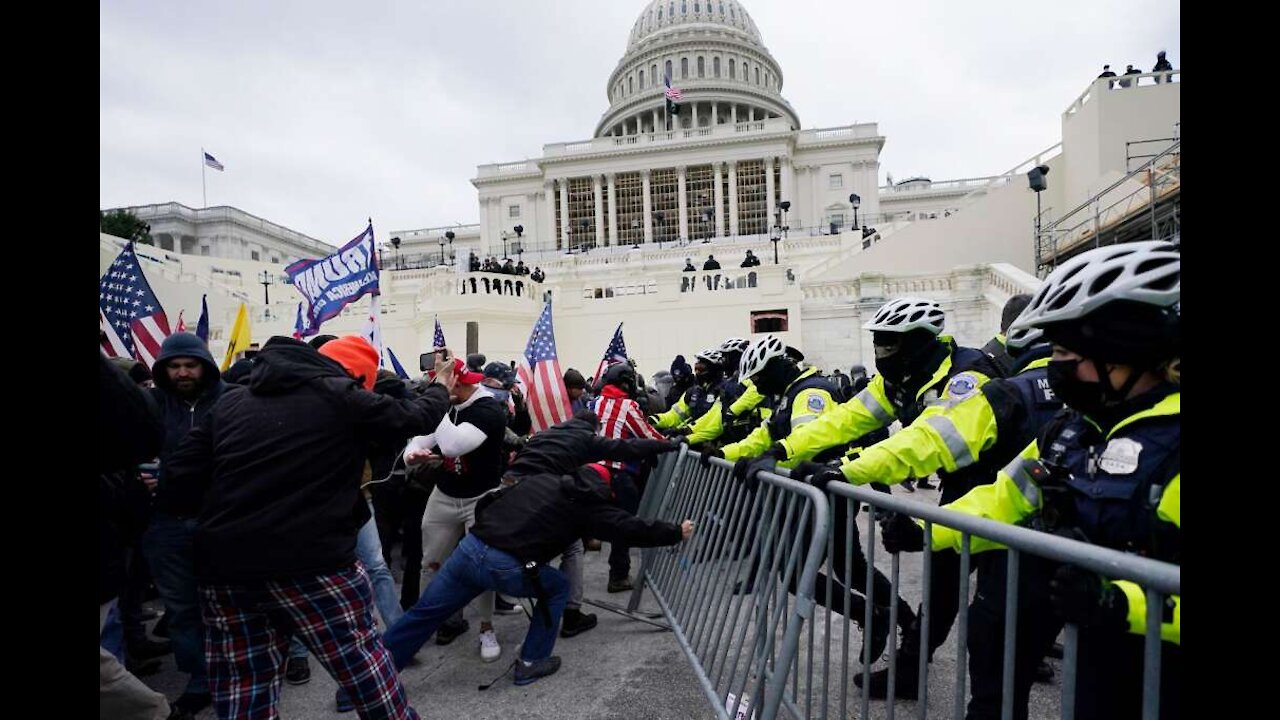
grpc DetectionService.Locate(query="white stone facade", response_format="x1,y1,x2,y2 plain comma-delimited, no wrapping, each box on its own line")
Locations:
107,202,334,266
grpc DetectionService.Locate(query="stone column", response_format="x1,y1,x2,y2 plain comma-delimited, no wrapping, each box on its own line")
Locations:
559,178,570,250
713,162,725,239
810,164,821,231
542,180,556,252
592,175,605,249
712,103,718,126
731,104,738,124
652,109,660,133
642,169,654,245
677,165,689,242
779,156,793,214
764,156,776,230
607,173,619,247
728,161,740,236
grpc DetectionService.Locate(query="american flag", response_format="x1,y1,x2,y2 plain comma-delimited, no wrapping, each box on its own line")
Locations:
203,151,224,171
664,73,683,100
593,322,628,383
433,316,447,351
517,301,572,433
100,243,171,366
175,310,186,334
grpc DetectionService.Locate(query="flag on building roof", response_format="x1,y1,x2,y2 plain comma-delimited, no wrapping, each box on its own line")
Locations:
593,322,628,383
517,300,572,433
203,151,224,171
99,242,172,367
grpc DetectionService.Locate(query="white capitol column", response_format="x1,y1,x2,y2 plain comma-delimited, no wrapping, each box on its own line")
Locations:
713,162,725,239
541,180,556,252
677,165,689,241
779,156,793,211
592,175,605,248
728,161,739,236
559,178,570,249
642,169,654,245
810,165,821,231
607,173,618,247
764,156,776,229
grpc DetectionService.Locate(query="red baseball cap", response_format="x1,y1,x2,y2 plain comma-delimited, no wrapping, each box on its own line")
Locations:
453,357,485,385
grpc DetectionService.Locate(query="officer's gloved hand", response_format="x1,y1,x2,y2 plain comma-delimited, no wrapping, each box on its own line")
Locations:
790,461,843,490
699,447,725,468
734,444,786,490
880,513,926,554
1049,565,1128,631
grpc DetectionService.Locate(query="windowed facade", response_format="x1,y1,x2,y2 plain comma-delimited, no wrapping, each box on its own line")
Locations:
509,204,521,218
681,57,688,78
751,309,789,333
639,69,645,88
829,174,843,189
713,56,721,77
729,58,735,79
754,66,760,84
697,56,705,78
665,60,672,81
629,76,634,93
251,250,260,261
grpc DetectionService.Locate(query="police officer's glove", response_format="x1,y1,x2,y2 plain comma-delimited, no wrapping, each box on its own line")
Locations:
734,444,787,490
699,447,725,468
880,513,926,554
1049,565,1128,631
636,439,681,456
790,461,842,490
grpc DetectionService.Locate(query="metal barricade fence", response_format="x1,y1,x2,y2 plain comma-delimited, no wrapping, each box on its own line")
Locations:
624,448,831,720
803,481,1180,720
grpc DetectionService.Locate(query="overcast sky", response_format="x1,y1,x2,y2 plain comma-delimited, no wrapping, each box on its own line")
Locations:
101,0,1179,246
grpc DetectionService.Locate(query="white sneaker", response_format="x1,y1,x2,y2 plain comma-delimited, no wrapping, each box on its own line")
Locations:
479,629,502,663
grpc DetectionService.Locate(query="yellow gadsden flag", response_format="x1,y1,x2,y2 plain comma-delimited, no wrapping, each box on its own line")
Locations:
221,302,252,371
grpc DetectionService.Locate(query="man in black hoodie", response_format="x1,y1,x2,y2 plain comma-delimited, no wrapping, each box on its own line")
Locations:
142,331,226,715
383,412,687,685
162,335,451,720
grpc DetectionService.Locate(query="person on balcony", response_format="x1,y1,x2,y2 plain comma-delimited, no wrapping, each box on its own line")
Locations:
1152,50,1173,83
702,254,721,271
531,266,546,283
682,258,696,272
740,250,761,268
1118,64,1141,88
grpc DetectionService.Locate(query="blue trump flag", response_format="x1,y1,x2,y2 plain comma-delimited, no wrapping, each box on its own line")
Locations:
385,347,411,379
285,222,380,337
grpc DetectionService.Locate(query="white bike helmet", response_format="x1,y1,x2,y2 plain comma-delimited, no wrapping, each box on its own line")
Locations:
738,335,787,380
1009,241,1180,333
862,297,945,335
719,337,751,354
1003,324,1044,351
694,348,725,366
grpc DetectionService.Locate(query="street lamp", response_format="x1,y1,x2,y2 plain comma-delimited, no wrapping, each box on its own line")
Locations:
631,219,641,248
439,237,446,266
654,211,665,249
390,236,402,270
1027,164,1050,258
446,230,456,265
701,208,714,242
848,194,861,231
258,270,273,305
511,225,522,260
779,200,791,239
579,219,591,252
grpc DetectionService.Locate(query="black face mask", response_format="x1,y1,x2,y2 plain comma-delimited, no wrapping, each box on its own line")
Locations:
1046,359,1108,419
695,369,723,387
874,332,941,387
752,358,796,396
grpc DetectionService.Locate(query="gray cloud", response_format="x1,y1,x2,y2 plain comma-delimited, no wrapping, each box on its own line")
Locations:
101,0,1179,243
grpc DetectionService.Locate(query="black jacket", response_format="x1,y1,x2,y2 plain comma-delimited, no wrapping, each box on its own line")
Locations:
505,415,672,479
163,337,451,583
100,356,163,604
149,332,226,515
472,465,682,564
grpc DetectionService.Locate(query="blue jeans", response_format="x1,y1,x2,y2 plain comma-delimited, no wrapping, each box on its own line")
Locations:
382,534,568,668
143,513,208,695
287,507,403,660
100,599,125,663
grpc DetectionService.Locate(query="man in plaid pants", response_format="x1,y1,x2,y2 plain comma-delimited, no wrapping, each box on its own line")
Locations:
164,336,452,718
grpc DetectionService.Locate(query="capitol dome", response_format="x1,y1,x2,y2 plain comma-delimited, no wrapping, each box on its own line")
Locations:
596,0,799,138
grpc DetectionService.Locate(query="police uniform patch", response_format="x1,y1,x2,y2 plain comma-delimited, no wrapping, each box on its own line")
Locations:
946,373,979,401
806,394,826,413
1097,438,1142,475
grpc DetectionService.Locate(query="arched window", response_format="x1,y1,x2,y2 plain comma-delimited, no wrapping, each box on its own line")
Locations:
729,58,735,79
697,56,705,78
639,69,645,88
742,62,749,82
681,1,687,14
658,6,663,19
652,64,658,85
695,2,701,11
754,66,760,84
720,2,725,14
669,2,675,18
665,59,672,81
681,57,688,78
713,56,721,77
629,76,634,93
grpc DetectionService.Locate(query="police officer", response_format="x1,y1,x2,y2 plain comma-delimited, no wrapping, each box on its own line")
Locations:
980,293,1034,380
651,348,725,434
685,337,768,446
890,241,1181,719
805,317,1061,698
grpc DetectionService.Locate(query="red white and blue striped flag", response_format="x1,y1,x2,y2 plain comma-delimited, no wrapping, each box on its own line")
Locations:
433,316,447,351
517,300,572,433
664,73,682,100
203,151,224,171
593,322,628,383
100,242,172,366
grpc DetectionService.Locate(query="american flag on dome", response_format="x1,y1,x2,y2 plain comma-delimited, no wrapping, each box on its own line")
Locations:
517,300,572,433
663,72,683,100
100,242,172,366
593,322,628,383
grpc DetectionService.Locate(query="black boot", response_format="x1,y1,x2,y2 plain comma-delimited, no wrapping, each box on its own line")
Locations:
853,604,891,666
560,608,599,638
854,654,920,700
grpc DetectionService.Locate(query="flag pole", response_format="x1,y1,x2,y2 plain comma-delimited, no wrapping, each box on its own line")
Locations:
201,147,207,208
